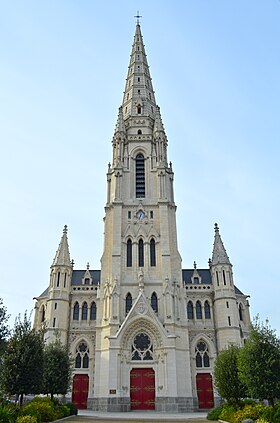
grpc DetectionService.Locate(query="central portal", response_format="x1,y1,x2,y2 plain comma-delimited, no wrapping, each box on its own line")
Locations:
130,368,155,410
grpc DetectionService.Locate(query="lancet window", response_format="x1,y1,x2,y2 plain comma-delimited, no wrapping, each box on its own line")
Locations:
90,302,96,320
205,301,211,319
151,292,158,313
187,301,194,319
126,293,132,314
196,301,202,319
82,302,88,320
195,341,210,368
138,238,144,267
150,238,156,266
75,342,89,369
73,302,79,320
127,239,132,267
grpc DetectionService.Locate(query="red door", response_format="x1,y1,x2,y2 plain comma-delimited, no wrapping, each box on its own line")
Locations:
196,373,214,409
130,368,155,410
72,374,89,409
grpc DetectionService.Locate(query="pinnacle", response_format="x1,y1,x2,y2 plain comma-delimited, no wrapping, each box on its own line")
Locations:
211,223,231,266
52,225,71,267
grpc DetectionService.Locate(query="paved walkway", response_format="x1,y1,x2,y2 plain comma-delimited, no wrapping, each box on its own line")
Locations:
70,409,209,422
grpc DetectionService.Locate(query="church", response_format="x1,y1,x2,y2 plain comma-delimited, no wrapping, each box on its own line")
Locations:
33,22,251,412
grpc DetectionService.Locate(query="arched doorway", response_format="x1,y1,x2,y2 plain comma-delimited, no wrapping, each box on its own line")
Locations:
72,374,89,409
196,373,214,409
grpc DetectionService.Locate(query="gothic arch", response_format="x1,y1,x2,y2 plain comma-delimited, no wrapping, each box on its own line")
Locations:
190,334,216,361
121,317,163,351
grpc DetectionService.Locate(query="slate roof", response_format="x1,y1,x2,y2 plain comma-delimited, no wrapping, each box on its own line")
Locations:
35,268,244,298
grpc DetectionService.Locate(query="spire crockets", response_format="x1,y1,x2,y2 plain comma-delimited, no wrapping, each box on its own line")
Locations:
211,223,231,266
122,23,157,119
52,225,71,267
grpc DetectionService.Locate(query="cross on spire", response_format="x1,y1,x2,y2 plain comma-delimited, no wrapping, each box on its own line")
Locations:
134,11,142,24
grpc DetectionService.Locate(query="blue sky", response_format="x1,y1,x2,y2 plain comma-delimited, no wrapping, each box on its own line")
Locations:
1,1,279,335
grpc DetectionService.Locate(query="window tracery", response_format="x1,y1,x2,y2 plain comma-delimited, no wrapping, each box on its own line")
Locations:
195,341,210,368
131,332,153,361
75,342,89,369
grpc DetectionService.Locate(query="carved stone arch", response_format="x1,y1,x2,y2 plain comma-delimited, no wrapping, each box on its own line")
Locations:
70,334,92,358
121,317,163,351
131,146,148,159
190,333,215,359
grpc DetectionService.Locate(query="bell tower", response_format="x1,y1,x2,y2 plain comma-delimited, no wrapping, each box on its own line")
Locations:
93,22,192,412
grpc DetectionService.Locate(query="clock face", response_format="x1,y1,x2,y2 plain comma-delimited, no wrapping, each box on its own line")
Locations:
136,210,145,220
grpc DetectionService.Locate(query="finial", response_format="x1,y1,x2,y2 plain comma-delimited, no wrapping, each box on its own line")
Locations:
169,161,173,171
134,11,142,24
214,223,219,233
63,225,68,234
108,162,111,171
208,258,212,267
87,262,90,270
193,261,197,270
71,259,75,268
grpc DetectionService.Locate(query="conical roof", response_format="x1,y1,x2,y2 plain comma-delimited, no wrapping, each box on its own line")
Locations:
52,225,71,267
211,223,231,265
122,23,157,119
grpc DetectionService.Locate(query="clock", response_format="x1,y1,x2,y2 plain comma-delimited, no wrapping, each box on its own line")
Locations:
136,210,145,220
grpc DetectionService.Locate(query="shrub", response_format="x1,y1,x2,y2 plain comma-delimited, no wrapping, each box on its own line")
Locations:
65,403,77,416
16,416,37,423
207,405,224,420
23,400,57,422
232,404,268,423
0,405,15,423
220,404,237,423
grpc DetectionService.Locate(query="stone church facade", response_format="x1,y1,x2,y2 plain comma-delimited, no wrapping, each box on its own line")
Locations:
33,23,251,412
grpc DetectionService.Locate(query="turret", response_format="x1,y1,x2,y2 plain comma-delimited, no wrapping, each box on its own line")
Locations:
210,223,241,350
45,225,72,344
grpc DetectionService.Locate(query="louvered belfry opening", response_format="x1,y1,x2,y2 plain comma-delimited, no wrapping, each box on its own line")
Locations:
136,154,145,198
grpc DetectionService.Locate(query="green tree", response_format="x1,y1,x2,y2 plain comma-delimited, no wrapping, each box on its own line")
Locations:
43,339,73,400
0,298,10,353
238,317,280,407
1,312,44,405
214,345,247,405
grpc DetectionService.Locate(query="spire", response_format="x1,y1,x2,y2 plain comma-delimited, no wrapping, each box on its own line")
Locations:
211,223,231,266
153,106,166,135
114,106,126,135
122,22,157,119
52,225,71,267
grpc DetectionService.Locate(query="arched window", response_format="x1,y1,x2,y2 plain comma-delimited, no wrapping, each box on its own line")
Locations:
90,302,96,320
73,302,79,320
150,238,156,267
205,301,211,319
196,301,202,319
195,341,210,368
137,129,142,135
75,342,89,369
135,154,145,198
137,105,141,114
131,333,153,361
138,238,144,267
126,293,132,314
127,239,132,267
151,292,158,313
239,304,243,321
82,302,88,320
56,272,60,287
187,301,194,319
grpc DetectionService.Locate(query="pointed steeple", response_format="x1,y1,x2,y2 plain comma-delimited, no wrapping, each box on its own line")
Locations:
211,223,231,266
122,23,157,119
153,106,166,135
114,106,126,135
52,225,71,267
